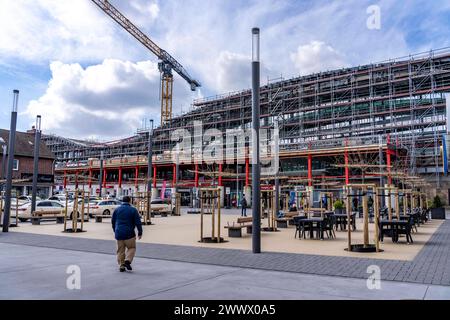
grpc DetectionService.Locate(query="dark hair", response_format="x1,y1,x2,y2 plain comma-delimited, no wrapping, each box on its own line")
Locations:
122,196,131,203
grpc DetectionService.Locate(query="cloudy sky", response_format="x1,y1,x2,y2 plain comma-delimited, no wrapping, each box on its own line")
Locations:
0,0,449,141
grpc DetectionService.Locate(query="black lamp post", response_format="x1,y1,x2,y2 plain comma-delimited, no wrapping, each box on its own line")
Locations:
251,28,261,253
31,115,42,214
3,90,19,232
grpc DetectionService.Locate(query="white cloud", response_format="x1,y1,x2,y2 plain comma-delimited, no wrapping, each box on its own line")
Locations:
2,0,449,140
0,0,159,64
215,51,251,92
290,41,349,75
130,0,160,21
23,59,192,140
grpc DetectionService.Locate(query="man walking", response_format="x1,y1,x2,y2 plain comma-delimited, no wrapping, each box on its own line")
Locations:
111,196,143,272
241,195,247,217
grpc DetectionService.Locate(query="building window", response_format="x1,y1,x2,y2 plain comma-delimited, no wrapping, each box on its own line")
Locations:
13,159,19,171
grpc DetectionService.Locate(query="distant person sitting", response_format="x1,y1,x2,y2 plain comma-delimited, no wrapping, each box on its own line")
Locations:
241,196,248,217
289,202,298,212
111,196,143,273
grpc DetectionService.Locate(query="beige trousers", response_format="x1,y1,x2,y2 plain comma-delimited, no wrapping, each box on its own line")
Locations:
116,237,136,266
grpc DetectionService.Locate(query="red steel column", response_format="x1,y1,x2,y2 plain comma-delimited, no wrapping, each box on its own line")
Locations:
153,165,157,188
386,135,392,185
218,163,223,186
387,151,392,185
118,167,122,188
63,170,67,189
134,166,139,187
308,154,313,187
172,164,177,187
195,164,199,187
103,168,107,188
88,168,92,189
245,157,250,186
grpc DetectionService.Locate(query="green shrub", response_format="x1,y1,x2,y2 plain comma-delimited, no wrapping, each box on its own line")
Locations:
431,195,443,209
334,199,344,210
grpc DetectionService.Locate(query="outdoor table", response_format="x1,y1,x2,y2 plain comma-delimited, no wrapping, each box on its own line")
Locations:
297,217,324,239
379,220,409,243
332,213,356,231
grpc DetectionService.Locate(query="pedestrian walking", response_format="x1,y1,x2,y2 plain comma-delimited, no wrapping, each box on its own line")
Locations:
241,196,248,217
111,196,143,272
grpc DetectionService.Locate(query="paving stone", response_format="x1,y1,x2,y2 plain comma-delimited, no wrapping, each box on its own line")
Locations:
0,220,449,286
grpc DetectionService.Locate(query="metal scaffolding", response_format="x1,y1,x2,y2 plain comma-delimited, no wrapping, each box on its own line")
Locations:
43,48,450,186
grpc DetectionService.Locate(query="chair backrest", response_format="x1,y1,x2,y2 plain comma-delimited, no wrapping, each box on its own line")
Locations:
293,216,306,224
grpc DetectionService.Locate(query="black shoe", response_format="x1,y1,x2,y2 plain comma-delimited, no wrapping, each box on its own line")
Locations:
124,260,132,271
119,266,126,272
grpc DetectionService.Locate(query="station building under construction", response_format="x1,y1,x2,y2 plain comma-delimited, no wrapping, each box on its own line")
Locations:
42,48,450,205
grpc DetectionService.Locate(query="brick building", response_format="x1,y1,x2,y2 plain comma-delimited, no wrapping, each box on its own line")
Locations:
0,128,55,198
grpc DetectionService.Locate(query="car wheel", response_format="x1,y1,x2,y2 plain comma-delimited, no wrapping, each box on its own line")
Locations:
19,218,28,222
103,209,110,216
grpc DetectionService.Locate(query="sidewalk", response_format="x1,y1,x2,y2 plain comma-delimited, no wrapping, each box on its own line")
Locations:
1,241,450,300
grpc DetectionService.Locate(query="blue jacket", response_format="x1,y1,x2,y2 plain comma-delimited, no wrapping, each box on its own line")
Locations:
111,203,143,241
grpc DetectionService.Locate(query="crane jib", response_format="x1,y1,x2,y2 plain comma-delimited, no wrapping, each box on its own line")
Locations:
91,0,200,90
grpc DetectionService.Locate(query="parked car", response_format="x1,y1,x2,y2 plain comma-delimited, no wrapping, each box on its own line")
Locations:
17,195,42,203
2,196,42,211
150,198,175,215
90,200,122,216
9,195,42,208
48,194,73,204
16,200,65,222
66,199,94,220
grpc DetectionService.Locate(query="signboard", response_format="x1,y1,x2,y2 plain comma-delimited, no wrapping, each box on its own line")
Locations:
226,187,231,195
295,185,306,192
261,185,274,191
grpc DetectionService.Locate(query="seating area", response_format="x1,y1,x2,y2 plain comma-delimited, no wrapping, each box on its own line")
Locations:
379,208,431,244
275,212,299,228
225,217,253,237
31,211,65,225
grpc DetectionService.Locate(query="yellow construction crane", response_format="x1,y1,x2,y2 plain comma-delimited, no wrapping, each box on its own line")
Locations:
91,0,201,125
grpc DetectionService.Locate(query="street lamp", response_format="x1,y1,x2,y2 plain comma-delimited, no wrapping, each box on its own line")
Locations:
31,115,42,214
251,28,261,253
3,89,19,232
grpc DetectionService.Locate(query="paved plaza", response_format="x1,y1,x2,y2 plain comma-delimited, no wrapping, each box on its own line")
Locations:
0,241,449,300
0,214,450,300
